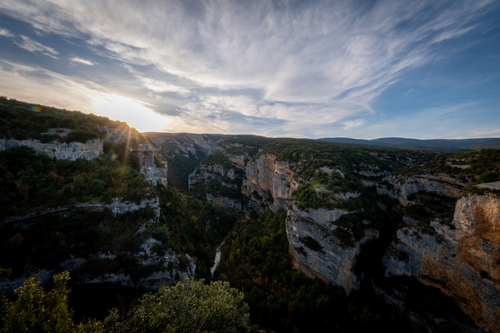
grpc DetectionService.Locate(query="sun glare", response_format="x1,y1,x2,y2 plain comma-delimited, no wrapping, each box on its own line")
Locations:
93,95,170,132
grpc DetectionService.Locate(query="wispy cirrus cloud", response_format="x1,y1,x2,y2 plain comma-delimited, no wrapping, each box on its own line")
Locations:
70,57,94,66
0,0,498,137
15,35,59,58
0,27,13,37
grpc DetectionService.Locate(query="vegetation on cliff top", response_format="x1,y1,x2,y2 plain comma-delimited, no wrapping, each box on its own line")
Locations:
396,149,500,181
0,97,126,143
0,145,153,219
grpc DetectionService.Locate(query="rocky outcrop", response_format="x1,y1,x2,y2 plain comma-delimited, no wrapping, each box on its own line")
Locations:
130,143,168,187
0,138,104,160
286,203,377,294
383,193,500,332
0,243,195,292
77,197,161,218
378,174,464,206
3,197,161,224
243,154,298,212
188,164,237,190
206,193,242,211
229,153,249,170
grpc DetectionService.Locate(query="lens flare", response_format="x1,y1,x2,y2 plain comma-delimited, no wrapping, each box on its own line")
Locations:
109,153,118,161
29,106,42,112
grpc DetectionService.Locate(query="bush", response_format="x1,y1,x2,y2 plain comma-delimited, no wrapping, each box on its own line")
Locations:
0,272,102,332
105,278,249,333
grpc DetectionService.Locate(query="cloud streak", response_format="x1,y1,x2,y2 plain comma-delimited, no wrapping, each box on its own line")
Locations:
70,57,94,66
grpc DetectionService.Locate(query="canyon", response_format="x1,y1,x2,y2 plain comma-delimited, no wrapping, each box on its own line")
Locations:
2,126,499,332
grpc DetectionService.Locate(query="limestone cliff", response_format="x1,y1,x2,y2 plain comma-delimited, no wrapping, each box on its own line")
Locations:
206,193,242,211
378,173,464,206
286,203,371,294
243,154,298,212
3,197,161,225
0,137,104,160
130,143,168,187
0,128,168,187
383,193,500,332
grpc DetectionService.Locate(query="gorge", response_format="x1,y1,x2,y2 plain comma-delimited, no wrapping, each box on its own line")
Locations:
1,98,499,332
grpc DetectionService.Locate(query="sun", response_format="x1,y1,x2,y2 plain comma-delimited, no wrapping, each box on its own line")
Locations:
92,95,170,132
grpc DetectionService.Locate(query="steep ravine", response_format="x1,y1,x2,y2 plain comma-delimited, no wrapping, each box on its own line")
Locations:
194,152,376,294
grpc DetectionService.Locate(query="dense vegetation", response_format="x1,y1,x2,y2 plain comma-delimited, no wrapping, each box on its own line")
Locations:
158,187,238,281
0,97,126,143
403,191,456,228
0,145,153,219
0,272,100,332
200,150,234,169
397,149,500,181
155,137,207,192
0,202,160,280
0,273,249,333
103,278,249,333
214,210,410,332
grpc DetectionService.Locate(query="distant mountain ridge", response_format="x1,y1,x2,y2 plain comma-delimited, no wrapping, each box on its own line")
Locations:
318,137,500,150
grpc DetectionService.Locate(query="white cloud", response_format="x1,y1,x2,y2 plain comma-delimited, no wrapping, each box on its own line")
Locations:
343,119,366,130
70,57,94,66
140,77,190,95
0,28,13,37
15,35,59,58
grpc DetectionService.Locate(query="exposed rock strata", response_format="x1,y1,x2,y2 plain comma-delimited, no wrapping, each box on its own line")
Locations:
206,193,242,211
241,154,374,293
383,193,500,332
286,203,365,294
243,154,298,212
378,174,464,206
130,143,168,187
0,138,104,160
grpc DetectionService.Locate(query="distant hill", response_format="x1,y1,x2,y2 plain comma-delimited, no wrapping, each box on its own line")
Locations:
464,138,500,150
318,137,499,150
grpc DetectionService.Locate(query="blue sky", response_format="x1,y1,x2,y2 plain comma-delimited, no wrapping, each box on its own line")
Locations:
0,0,499,139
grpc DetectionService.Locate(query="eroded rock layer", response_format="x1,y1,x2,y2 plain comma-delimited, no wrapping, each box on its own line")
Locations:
384,193,500,332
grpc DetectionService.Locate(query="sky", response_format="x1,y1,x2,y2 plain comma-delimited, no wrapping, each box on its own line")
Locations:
0,0,499,139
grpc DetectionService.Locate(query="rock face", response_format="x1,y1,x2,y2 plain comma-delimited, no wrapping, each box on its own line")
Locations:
286,203,365,294
206,193,242,211
378,174,464,206
243,154,298,212
131,143,168,187
384,193,500,332
3,197,161,224
0,138,104,160
190,151,372,293
239,154,371,293
188,164,236,190
77,197,161,218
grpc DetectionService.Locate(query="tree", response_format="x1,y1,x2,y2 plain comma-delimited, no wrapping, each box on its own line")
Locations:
0,272,101,333
105,278,249,333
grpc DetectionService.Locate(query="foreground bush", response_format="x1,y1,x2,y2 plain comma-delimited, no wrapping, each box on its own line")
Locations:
0,272,100,332
105,278,249,333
